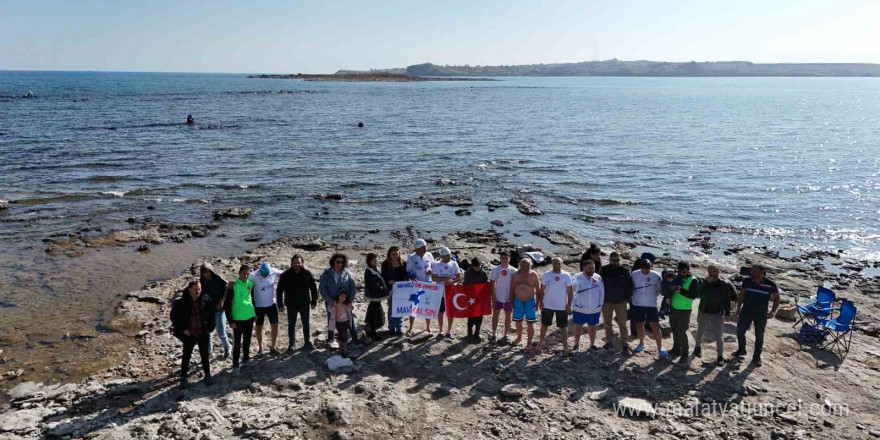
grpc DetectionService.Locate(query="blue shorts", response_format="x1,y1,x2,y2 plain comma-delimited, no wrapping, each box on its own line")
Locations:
630,305,660,323
512,298,537,322
572,311,600,326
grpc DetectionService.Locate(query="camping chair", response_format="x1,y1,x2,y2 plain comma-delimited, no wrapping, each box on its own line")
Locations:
795,287,836,342
817,299,857,360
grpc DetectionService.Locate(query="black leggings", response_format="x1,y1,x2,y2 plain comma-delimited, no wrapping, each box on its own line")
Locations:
232,319,254,368
181,333,211,379
467,316,484,336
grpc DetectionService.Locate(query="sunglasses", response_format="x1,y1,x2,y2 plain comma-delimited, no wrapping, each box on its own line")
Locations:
334,260,344,265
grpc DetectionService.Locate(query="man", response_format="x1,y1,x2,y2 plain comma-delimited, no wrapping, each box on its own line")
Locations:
489,251,517,344
406,239,434,335
538,258,573,355
510,258,540,350
170,281,215,389
693,265,734,365
199,262,230,359
276,254,319,352
571,259,604,351
733,264,780,367
669,261,701,364
431,246,461,339
599,252,634,354
249,262,283,355
463,257,489,343
630,259,666,358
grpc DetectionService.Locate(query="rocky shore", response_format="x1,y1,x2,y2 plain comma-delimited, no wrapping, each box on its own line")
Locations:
247,73,494,82
3,228,880,440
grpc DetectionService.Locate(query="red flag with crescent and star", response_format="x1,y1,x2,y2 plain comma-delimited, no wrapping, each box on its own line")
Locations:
444,282,492,318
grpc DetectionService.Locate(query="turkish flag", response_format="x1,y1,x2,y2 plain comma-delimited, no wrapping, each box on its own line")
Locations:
445,282,492,318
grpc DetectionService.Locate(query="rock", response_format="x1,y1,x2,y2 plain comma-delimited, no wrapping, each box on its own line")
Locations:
869,430,880,438
486,201,510,208
2,369,24,380
454,209,471,216
0,200,8,210
314,194,343,201
272,377,302,391
280,236,328,251
243,234,263,242
326,355,354,371
614,397,656,418
589,389,609,400
136,330,149,339
136,244,150,252
511,199,543,216
776,304,797,321
778,412,798,424
213,207,253,220
0,407,52,433
435,179,458,186
500,384,527,399
490,220,504,227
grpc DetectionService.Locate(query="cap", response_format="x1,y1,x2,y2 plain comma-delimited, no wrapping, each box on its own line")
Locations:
414,239,427,249
259,262,271,276
439,246,451,256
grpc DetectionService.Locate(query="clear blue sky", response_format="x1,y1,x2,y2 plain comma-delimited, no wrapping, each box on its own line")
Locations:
2,0,878,73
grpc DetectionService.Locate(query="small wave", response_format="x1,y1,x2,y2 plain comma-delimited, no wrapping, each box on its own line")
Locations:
196,124,243,130
13,194,96,205
86,176,125,182
578,197,641,206
101,191,127,197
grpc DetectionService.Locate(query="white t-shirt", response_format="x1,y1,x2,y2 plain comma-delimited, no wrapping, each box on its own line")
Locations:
431,259,460,281
631,270,662,308
249,268,283,308
572,272,605,314
490,265,517,302
541,270,573,311
406,252,434,282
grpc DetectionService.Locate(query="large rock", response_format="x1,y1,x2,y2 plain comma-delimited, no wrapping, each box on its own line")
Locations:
0,407,53,434
512,199,543,216
213,207,253,220
0,200,8,210
500,384,528,399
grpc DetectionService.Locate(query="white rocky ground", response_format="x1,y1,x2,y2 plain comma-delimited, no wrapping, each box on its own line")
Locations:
3,230,880,440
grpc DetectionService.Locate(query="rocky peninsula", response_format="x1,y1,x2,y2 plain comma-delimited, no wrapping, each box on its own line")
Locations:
247,73,493,82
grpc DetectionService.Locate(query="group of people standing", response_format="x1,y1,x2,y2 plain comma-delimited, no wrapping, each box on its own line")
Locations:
169,239,781,390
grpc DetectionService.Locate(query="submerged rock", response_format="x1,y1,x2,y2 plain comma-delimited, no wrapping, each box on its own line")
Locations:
213,207,253,220
511,199,542,216
0,200,8,210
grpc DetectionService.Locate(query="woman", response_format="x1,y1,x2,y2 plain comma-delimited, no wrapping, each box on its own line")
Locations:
363,253,389,340
580,244,603,272
224,264,256,376
463,257,489,343
170,280,215,389
381,246,407,335
319,253,358,349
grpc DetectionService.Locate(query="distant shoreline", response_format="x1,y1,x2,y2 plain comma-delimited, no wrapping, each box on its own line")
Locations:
248,73,495,82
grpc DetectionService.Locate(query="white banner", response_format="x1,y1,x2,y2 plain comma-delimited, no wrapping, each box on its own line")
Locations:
390,281,445,320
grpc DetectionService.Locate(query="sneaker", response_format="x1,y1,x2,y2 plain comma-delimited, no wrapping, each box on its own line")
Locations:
667,348,680,357
602,343,614,350
241,358,250,367
678,355,689,364
286,346,295,354
435,333,444,340
269,348,279,356
303,342,315,351
731,349,747,359
232,367,240,376
572,344,580,352
489,334,497,343
693,347,702,358
499,336,511,345
203,376,214,386
329,340,340,349
257,348,263,355
445,333,452,339
716,356,725,366
751,357,762,367
634,344,644,353
589,345,599,352
620,346,630,356
180,378,189,390
658,350,668,359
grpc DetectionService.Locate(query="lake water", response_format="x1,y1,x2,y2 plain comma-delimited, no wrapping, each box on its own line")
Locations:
0,72,879,384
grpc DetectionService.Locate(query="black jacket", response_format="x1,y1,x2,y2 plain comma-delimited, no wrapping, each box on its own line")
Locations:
276,268,319,308
699,278,735,315
170,293,216,341
199,274,228,305
364,266,389,300
381,262,408,287
599,264,634,303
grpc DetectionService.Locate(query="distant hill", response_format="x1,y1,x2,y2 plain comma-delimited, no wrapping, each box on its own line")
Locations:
397,60,880,77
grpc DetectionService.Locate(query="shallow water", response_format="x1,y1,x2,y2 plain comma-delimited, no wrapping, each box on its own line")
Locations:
1,72,879,385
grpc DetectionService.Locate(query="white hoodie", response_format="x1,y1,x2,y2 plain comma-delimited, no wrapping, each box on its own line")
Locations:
572,272,604,314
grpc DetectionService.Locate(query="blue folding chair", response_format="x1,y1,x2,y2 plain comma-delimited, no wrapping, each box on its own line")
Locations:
817,299,857,360
795,287,836,342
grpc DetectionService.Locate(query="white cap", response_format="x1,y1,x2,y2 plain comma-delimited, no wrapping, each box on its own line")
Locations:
439,246,451,256
414,239,427,249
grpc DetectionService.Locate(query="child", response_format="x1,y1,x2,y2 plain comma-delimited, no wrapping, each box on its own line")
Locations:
659,269,677,319
331,290,354,354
